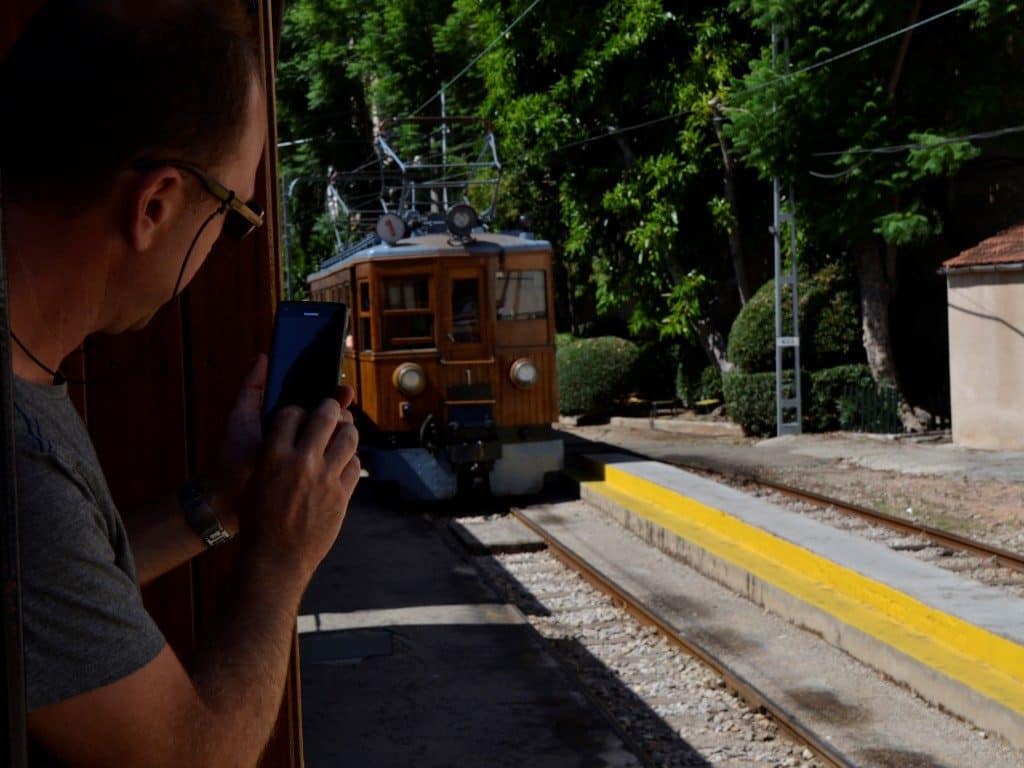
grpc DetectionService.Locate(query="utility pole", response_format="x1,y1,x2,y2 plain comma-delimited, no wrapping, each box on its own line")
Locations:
771,26,803,436
282,175,327,300
440,84,449,211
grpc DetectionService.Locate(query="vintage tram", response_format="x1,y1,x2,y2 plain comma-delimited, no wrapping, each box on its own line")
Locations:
308,207,563,500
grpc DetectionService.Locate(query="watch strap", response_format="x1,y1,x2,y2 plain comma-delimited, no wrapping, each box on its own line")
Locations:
178,478,232,548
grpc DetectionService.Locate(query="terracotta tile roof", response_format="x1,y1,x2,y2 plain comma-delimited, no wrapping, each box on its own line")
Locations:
943,224,1024,269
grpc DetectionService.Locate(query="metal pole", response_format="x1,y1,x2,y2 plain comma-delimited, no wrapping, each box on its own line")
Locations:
771,27,802,436
0,172,29,768
283,177,299,300
441,85,448,211
772,26,783,435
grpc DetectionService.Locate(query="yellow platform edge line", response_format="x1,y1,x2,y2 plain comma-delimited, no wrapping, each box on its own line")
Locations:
580,461,1024,716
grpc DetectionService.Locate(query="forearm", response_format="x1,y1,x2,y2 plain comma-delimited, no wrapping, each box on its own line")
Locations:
187,553,307,768
126,489,236,586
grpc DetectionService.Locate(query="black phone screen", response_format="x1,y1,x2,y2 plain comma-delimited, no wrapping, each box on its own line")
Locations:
262,301,348,424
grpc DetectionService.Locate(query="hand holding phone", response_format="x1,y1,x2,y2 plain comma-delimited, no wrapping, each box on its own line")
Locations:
261,301,349,428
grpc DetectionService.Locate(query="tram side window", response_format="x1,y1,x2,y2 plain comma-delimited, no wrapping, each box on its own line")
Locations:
381,276,435,350
358,280,372,351
495,270,547,321
450,279,481,343
341,281,355,352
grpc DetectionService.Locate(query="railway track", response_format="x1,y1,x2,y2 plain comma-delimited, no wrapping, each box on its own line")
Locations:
508,508,850,768
663,459,1024,575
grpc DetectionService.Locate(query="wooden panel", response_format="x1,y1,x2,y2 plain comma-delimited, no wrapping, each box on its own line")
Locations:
494,346,558,426
357,359,379,420
185,3,301,766
84,304,194,658
372,356,442,433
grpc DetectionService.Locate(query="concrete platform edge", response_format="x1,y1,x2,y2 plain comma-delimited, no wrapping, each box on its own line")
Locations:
576,476,1024,751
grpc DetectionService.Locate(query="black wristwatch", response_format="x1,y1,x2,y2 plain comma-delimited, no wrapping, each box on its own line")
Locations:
178,478,232,548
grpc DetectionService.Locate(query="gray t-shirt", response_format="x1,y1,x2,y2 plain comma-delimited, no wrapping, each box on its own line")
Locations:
14,375,166,713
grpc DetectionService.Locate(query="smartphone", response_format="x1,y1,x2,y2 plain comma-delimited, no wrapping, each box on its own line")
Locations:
261,301,349,427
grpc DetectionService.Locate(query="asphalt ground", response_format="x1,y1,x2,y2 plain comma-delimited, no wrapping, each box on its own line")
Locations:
297,485,643,768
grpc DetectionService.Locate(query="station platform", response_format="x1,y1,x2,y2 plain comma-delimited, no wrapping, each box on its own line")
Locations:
572,452,1024,751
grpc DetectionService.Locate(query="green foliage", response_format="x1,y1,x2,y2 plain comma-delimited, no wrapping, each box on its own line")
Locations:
837,377,902,434
726,265,861,373
698,365,724,403
724,364,898,435
873,208,938,247
726,0,1024,257
808,364,874,431
722,370,796,437
556,336,640,418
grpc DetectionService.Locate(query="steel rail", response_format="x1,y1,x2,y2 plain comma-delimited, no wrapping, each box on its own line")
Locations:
667,460,1024,575
510,508,857,768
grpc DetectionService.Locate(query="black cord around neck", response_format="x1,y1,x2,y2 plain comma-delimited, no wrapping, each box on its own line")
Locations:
9,331,77,386
11,202,228,388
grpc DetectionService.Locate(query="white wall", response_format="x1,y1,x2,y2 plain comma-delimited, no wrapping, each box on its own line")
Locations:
947,270,1024,450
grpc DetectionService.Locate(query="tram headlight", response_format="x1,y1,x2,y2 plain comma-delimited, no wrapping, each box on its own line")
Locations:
509,358,538,390
392,362,426,397
445,204,479,239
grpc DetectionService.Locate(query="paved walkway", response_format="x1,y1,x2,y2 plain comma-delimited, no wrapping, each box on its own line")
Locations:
574,418,1024,485
298,486,643,768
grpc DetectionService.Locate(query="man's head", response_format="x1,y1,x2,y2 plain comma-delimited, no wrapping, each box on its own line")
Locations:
1,1,267,331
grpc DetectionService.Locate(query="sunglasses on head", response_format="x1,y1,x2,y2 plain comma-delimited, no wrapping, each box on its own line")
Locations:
133,159,265,240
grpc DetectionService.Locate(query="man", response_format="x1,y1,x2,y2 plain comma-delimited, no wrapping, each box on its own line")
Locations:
1,3,360,765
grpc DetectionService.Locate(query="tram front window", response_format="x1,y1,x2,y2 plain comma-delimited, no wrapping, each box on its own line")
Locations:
450,278,481,343
381,275,434,350
496,270,547,320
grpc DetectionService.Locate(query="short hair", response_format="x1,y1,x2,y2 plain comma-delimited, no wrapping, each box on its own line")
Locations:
0,1,261,208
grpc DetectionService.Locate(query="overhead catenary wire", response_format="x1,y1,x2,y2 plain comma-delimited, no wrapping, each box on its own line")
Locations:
813,123,1024,158
528,0,981,158
808,124,1024,179
408,0,543,118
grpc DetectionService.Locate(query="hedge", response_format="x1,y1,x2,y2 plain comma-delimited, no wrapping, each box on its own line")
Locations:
808,364,874,431
723,370,797,437
726,364,899,435
726,264,861,373
557,336,640,418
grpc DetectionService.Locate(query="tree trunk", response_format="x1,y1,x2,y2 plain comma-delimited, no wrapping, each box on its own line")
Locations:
888,0,923,97
853,239,925,432
710,97,752,305
693,319,734,374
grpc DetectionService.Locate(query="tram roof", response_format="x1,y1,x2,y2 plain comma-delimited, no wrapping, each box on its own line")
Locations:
307,232,553,283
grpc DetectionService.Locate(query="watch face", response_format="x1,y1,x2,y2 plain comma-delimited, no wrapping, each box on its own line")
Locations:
453,210,472,229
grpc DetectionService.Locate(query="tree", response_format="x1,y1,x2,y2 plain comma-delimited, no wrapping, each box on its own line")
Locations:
433,1,762,365
725,0,1024,429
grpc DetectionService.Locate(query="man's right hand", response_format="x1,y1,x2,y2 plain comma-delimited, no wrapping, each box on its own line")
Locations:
244,395,360,581
29,395,361,768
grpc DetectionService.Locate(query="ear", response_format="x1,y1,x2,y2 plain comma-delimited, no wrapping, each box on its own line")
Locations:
127,167,187,252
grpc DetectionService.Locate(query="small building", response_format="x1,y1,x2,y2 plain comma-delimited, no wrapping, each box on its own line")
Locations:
943,224,1024,450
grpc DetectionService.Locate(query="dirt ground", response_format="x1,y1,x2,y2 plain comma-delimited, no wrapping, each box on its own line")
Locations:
561,416,1024,555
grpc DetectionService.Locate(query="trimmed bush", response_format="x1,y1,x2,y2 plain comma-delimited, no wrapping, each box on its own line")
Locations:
723,370,797,437
697,365,723,403
557,336,640,418
727,264,861,373
808,364,874,431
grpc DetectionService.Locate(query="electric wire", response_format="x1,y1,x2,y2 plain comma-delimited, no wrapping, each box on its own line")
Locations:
528,0,981,157
813,123,1024,157
758,0,979,91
